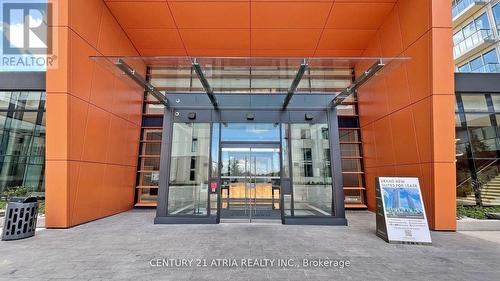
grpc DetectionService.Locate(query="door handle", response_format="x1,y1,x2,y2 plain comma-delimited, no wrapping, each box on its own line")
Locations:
245,156,248,215
254,156,257,216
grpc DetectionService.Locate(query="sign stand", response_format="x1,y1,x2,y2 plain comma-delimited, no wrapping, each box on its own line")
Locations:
375,177,432,245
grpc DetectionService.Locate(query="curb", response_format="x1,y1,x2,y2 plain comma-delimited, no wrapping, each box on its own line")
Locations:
457,219,500,231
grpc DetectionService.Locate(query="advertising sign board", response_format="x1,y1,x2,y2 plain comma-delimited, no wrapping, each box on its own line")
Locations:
376,177,432,245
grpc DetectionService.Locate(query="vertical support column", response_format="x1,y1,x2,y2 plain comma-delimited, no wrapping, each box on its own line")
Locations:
156,107,174,219
328,108,346,221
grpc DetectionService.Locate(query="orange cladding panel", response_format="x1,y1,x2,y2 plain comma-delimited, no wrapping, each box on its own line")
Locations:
45,0,143,228
170,2,250,29
102,0,400,57
357,0,455,230
251,2,332,29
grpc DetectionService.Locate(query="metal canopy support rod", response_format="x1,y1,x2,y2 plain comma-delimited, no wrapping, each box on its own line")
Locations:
331,59,385,107
192,58,219,110
115,59,168,106
282,59,309,109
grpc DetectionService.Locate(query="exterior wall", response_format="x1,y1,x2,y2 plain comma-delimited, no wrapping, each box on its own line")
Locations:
357,0,456,230
45,0,144,228
0,72,46,196
455,73,500,207
0,72,46,91
453,0,500,72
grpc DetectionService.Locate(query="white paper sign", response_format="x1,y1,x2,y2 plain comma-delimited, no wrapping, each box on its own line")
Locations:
376,177,432,244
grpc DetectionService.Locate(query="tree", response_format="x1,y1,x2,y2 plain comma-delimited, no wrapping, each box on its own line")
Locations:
471,176,485,207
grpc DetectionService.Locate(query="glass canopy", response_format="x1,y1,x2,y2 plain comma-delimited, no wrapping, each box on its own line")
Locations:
91,56,409,96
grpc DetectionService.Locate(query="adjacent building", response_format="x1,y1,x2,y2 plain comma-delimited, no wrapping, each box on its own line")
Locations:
452,1,500,206
455,73,500,206
453,0,500,72
0,72,45,197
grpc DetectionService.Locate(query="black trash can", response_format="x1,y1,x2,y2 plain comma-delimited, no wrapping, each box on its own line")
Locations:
1,197,39,241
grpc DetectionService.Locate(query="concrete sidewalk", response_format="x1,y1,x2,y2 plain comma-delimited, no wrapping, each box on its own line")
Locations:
0,210,499,280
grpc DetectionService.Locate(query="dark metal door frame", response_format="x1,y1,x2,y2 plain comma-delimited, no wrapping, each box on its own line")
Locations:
155,106,347,226
218,142,282,223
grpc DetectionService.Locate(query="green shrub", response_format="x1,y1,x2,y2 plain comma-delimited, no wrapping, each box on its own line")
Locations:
3,186,33,199
38,201,45,215
457,206,500,219
1,187,45,214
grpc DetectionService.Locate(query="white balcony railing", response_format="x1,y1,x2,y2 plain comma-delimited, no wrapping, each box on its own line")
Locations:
453,0,487,19
454,28,496,59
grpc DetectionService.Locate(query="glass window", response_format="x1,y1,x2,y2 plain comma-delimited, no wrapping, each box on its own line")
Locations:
483,49,499,64
321,128,329,139
493,4,500,27
147,58,354,94
300,129,311,139
12,92,42,110
495,114,500,126
302,148,313,177
341,159,361,173
0,92,11,109
458,63,471,73
455,114,462,126
469,56,484,72
475,12,490,30
167,123,210,216
465,114,496,157
465,113,491,127
339,129,359,142
211,123,220,178
139,171,160,186
453,31,464,45
482,49,499,72
138,188,158,203
491,95,500,112
143,129,162,141
281,124,290,178
462,21,476,38
290,124,333,216
344,189,364,204
141,157,160,171
145,103,164,114
0,91,46,196
343,173,363,187
221,123,280,142
340,143,361,157
336,104,356,115
142,143,161,155
461,94,488,112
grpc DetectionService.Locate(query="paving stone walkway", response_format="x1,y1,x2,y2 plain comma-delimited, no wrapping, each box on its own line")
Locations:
0,210,499,280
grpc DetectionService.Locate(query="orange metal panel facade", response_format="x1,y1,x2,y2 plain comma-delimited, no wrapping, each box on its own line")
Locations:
45,0,456,230
357,0,456,230
45,0,144,228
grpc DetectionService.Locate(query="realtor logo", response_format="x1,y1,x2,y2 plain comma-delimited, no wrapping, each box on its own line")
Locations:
2,2,52,55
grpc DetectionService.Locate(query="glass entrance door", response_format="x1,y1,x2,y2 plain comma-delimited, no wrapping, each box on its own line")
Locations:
220,146,281,221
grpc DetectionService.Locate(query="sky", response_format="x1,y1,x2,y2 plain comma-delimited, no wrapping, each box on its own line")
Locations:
0,0,48,72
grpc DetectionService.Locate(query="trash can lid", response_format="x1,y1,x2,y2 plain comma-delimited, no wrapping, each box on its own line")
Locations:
9,197,37,203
